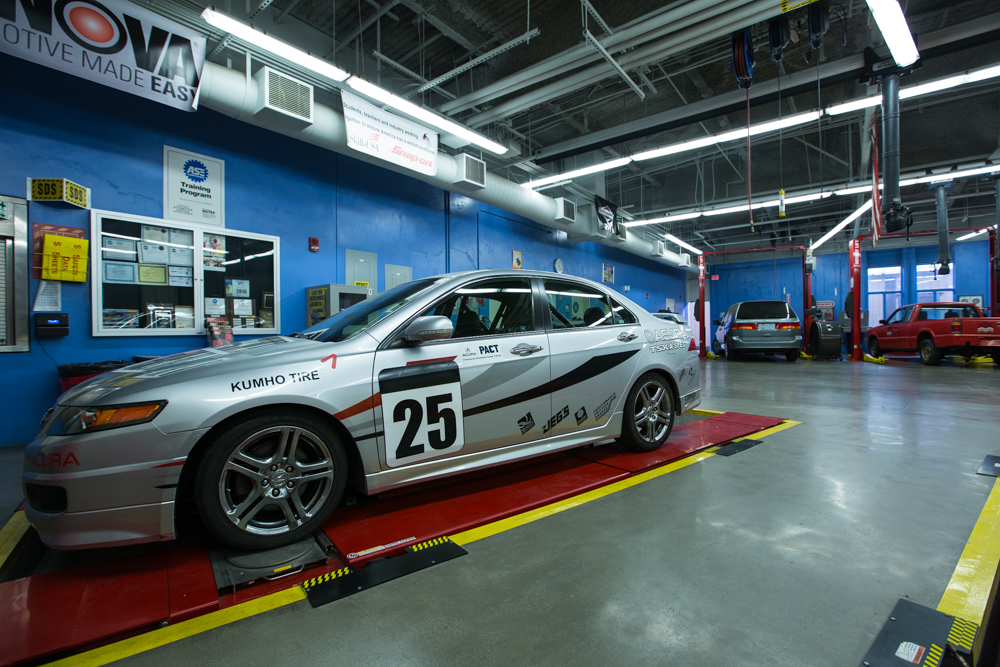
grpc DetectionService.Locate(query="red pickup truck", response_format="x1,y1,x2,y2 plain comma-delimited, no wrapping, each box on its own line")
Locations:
867,303,1000,365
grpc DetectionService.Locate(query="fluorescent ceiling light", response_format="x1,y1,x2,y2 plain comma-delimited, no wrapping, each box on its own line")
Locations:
865,0,919,67
833,184,873,195
522,157,632,189
664,233,703,255
811,200,873,251
348,77,507,155
955,227,995,241
202,8,350,83
825,97,880,116
624,211,703,227
748,111,822,137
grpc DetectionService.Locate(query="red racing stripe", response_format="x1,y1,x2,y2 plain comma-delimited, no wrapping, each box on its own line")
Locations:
405,356,457,366
151,459,186,468
333,393,381,421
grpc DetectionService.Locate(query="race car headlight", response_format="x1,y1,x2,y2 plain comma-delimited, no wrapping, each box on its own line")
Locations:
45,402,167,436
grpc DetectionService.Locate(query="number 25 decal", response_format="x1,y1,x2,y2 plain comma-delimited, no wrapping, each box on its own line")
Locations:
379,362,465,468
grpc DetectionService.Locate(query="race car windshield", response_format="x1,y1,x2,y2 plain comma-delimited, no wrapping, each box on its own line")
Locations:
295,279,439,343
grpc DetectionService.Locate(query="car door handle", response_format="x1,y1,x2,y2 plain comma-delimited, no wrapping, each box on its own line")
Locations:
511,344,543,356
617,332,638,342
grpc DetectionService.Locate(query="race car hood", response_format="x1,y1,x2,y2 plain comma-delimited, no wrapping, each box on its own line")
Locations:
58,336,348,407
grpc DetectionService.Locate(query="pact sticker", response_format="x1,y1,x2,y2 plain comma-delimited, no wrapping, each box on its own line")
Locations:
379,361,465,468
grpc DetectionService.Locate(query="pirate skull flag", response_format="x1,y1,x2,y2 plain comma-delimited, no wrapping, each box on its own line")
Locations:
594,195,619,236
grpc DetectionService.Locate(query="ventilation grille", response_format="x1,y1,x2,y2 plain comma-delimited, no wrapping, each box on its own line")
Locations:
267,69,312,120
453,154,486,189
554,198,575,223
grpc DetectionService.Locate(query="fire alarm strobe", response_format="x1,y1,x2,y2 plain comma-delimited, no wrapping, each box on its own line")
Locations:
309,237,319,252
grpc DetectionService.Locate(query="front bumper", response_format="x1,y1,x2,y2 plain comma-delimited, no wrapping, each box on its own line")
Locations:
22,422,209,549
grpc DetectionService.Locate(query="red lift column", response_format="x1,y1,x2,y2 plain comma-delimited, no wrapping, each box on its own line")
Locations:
849,238,863,360
698,254,706,358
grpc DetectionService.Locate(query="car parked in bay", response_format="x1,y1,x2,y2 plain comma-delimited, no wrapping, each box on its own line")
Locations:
866,302,1000,365
713,300,803,362
23,270,701,552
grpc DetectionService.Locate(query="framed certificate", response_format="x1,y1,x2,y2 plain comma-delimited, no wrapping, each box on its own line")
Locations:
103,260,137,284
226,278,250,298
233,298,254,316
205,297,226,315
141,225,170,243
174,305,195,328
137,264,168,285
102,237,136,261
168,266,193,277
169,275,193,287
168,246,194,266
139,243,170,264
102,309,139,328
169,229,194,247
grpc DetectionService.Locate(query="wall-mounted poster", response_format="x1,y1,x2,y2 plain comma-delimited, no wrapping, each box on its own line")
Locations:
102,309,139,329
512,250,522,270
226,279,251,298
204,234,226,271
602,263,614,284
164,146,225,226
958,295,984,307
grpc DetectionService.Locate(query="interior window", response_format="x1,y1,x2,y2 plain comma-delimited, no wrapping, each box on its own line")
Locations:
421,278,534,338
544,279,613,329
610,298,637,324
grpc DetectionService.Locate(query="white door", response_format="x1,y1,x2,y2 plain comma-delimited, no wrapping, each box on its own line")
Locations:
373,276,552,470
540,277,644,438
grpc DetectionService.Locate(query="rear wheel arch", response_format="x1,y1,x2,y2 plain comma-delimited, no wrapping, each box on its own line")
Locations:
175,403,364,521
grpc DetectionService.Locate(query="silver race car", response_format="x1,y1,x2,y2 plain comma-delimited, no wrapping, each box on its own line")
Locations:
24,270,701,551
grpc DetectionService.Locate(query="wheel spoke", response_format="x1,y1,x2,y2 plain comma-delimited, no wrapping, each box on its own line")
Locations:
235,494,269,528
230,451,268,474
275,497,301,528
272,427,302,464
224,460,265,484
657,410,672,421
649,386,665,406
297,458,333,476
289,489,311,520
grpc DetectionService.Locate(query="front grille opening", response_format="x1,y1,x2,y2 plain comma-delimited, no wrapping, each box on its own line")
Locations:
25,483,67,514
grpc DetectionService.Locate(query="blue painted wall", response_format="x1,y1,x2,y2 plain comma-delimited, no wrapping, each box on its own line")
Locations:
0,55,685,446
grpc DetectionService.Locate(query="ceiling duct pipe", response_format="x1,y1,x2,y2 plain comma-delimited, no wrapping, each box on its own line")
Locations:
935,186,951,274
881,73,911,232
196,62,693,272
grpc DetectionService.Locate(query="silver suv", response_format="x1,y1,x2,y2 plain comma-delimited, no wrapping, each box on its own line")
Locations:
713,300,802,362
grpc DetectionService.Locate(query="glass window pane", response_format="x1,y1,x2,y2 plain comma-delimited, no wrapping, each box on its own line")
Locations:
610,298,637,324
422,278,534,338
202,233,276,331
937,290,954,302
916,264,953,291
868,266,901,293
544,280,612,328
99,218,196,331
917,291,933,303
885,292,902,313
868,294,883,324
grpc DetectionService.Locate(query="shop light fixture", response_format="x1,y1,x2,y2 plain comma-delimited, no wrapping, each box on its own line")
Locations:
865,0,919,67
955,226,996,241
522,157,632,189
664,233,703,255
201,8,350,82
810,200,873,251
623,211,703,228
348,78,508,155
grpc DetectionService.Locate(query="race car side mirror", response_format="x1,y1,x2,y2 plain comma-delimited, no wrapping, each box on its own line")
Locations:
405,316,455,343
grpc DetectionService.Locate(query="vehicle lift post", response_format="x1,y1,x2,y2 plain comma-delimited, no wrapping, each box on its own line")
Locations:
849,238,863,361
697,247,812,359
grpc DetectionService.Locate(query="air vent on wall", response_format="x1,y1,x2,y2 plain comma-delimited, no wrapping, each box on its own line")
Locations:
614,223,627,242
454,154,486,189
652,240,666,257
553,197,575,223
253,66,313,130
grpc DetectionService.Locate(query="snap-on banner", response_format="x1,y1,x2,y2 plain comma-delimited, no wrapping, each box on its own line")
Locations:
0,0,206,112
342,90,438,177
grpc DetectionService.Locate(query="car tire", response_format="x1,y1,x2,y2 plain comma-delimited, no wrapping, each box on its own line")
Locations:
868,337,882,358
785,351,799,362
919,338,942,366
725,338,740,361
194,409,348,551
712,339,723,355
617,373,675,453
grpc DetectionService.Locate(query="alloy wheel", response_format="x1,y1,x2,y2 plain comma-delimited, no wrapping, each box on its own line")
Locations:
632,379,673,444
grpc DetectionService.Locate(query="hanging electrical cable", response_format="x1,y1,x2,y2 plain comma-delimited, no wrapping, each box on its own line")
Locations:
732,27,755,231
769,17,789,219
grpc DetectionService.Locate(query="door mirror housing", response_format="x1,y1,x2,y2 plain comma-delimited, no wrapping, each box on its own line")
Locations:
879,319,886,325
712,320,721,326
404,316,454,343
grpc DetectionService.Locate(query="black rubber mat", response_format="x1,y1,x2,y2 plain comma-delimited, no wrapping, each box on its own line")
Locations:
712,439,763,457
977,454,1000,477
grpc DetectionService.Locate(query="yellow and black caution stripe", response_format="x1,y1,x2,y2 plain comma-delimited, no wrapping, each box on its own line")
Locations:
409,536,451,552
946,617,978,652
923,644,944,667
302,567,353,590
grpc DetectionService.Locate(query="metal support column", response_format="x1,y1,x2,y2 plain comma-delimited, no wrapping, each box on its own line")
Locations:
881,74,908,232
935,185,951,274
803,265,813,355
849,238,863,360
698,254,706,358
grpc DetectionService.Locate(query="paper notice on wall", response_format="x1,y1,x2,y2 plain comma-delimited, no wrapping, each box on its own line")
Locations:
164,146,225,226
341,91,438,176
33,280,61,312
0,0,205,111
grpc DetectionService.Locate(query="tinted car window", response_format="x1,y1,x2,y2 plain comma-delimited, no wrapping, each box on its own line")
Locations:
421,278,534,338
919,306,978,319
736,301,789,320
610,298,638,324
544,279,613,329
885,307,911,324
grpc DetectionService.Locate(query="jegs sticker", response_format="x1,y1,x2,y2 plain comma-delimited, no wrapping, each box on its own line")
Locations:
379,361,465,468
542,406,570,434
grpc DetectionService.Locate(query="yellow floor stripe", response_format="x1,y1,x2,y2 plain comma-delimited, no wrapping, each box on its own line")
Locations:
937,477,1000,626
49,587,307,667
689,408,726,415
453,420,800,546
0,511,31,573
51,418,801,664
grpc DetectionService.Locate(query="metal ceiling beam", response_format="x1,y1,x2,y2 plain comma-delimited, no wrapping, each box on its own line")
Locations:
405,28,540,98
365,0,400,21
372,50,457,100
397,0,476,51
581,0,614,36
273,0,303,25
583,30,644,101
396,33,443,63
533,13,1000,163
333,0,401,55
247,0,275,21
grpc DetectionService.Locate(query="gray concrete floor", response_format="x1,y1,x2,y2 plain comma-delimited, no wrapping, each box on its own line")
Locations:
47,359,1000,664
